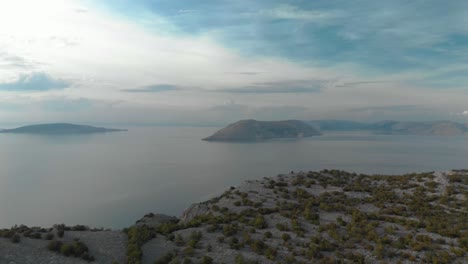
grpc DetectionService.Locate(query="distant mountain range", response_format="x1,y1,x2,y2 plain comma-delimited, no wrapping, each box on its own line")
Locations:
308,120,468,136
203,119,321,141
0,123,126,134
205,119,468,141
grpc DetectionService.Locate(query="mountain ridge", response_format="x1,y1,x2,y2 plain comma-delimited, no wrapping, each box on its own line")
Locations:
308,119,468,136
203,119,321,141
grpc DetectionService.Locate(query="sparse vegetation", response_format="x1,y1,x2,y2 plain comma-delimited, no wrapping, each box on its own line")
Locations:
1,170,466,263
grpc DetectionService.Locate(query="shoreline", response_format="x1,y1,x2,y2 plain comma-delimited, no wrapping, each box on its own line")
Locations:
1,169,466,263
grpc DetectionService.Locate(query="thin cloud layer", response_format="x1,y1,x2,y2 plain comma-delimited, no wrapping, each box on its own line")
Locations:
122,84,180,93
0,72,69,91
217,80,324,94
0,0,466,125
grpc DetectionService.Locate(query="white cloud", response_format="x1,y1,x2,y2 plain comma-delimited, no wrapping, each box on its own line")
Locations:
0,0,345,108
0,0,467,124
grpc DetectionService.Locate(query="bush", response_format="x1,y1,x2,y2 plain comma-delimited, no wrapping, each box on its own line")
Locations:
188,231,202,248
47,240,63,251
250,239,265,254
223,224,238,236
264,231,272,239
125,226,156,264
72,240,89,257
30,232,42,239
57,229,65,238
252,215,267,229
200,256,213,264
10,234,20,243
60,244,74,256
155,252,175,264
175,234,185,246
72,225,89,231
182,246,195,257
276,223,289,231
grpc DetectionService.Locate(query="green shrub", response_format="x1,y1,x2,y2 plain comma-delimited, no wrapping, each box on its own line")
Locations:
155,252,175,264
60,244,74,256
200,256,213,264
175,234,185,246
72,225,88,231
182,246,195,257
10,234,20,243
125,226,156,264
252,215,267,229
30,232,42,239
235,254,258,264
282,233,291,242
71,240,89,257
47,240,63,251
188,231,202,248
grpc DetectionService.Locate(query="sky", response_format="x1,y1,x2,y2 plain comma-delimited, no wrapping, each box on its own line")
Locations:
0,0,467,126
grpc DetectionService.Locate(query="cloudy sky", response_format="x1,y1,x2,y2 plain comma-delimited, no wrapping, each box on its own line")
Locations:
0,0,467,126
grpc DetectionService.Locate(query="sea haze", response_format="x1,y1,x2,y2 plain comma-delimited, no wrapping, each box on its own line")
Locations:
0,126,467,229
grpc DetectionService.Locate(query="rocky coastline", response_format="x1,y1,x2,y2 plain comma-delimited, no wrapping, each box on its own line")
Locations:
1,169,467,264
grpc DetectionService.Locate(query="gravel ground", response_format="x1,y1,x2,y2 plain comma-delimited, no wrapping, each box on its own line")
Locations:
0,230,126,264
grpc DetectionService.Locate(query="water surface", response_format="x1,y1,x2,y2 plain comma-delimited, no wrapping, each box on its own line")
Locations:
1,127,466,228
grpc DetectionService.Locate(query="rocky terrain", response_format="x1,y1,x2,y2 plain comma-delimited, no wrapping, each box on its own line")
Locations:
1,170,466,264
203,120,321,141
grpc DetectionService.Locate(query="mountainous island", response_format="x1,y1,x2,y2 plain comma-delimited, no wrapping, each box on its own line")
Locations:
0,123,126,135
205,119,468,141
203,120,321,141
0,169,466,263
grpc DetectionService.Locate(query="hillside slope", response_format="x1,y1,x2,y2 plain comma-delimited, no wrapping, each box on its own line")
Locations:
1,170,466,263
203,120,321,141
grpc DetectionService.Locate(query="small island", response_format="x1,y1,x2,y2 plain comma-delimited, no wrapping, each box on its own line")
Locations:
0,123,126,135
203,120,321,141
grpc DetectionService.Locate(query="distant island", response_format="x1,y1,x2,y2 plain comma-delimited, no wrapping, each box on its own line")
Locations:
203,120,321,141
204,119,468,141
0,123,126,135
308,120,468,136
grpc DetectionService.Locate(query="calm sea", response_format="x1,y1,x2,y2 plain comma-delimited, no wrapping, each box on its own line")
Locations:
1,126,466,228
